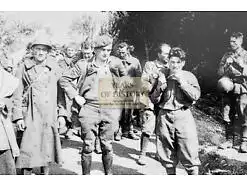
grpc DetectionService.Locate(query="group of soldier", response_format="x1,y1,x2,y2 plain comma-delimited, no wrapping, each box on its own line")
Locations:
1,30,247,175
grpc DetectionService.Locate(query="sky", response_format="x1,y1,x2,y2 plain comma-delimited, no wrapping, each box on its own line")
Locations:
4,11,88,43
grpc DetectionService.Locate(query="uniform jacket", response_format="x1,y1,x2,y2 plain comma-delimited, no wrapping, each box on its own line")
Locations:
57,56,78,119
218,48,247,94
59,56,127,105
153,69,200,111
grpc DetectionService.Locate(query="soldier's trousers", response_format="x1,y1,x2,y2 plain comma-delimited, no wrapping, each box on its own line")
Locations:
156,108,200,174
78,104,120,154
236,94,247,142
141,109,156,136
119,108,134,134
221,91,236,123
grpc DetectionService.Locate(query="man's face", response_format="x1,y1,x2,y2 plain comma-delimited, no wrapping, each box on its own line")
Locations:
95,44,112,62
158,45,171,63
82,48,93,60
66,47,76,58
230,37,243,51
32,44,49,62
168,56,185,73
118,46,128,60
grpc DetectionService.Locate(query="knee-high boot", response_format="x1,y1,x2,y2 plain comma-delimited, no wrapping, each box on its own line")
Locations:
81,152,92,175
102,151,113,175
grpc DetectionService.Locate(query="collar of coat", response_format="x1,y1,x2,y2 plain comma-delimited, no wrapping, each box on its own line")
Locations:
23,56,57,70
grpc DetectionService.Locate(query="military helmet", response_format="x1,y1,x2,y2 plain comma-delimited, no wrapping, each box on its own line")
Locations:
31,36,52,50
217,76,234,93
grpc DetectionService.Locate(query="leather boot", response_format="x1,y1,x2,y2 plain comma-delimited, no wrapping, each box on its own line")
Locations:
137,134,150,165
95,136,102,154
186,166,199,175
81,152,92,175
22,168,33,175
166,167,176,175
40,166,49,175
102,152,113,175
239,126,247,153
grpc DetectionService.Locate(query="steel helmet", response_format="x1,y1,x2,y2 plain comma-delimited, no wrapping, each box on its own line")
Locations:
31,35,52,50
217,76,234,93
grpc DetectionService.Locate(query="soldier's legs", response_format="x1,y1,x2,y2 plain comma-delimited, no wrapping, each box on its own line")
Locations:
236,94,247,153
40,166,49,175
121,108,139,140
175,109,200,175
95,134,102,154
219,92,236,149
80,128,96,175
223,92,236,138
99,121,115,175
100,109,120,175
78,105,100,175
138,110,156,165
22,168,32,175
155,109,178,175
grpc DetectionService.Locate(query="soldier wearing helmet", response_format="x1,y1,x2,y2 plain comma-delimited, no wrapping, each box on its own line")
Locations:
12,35,62,175
218,32,247,153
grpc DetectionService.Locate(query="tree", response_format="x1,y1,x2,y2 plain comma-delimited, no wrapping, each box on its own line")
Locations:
68,11,128,44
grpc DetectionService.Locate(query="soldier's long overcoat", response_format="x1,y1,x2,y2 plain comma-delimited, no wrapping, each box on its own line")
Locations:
12,56,62,168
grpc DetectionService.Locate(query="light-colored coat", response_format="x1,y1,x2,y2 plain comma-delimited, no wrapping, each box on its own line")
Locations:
12,56,63,168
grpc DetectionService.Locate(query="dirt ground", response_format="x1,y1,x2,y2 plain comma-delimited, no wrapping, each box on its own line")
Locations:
46,133,187,175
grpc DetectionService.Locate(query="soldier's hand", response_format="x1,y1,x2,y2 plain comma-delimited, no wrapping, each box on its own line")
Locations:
169,70,184,84
16,119,26,131
74,95,86,107
228,65,242,76
58,116,66,129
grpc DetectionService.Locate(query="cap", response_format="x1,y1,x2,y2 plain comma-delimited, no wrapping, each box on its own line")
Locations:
94,35,113,48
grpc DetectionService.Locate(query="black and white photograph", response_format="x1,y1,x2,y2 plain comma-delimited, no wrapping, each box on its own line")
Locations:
1,4,247,177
